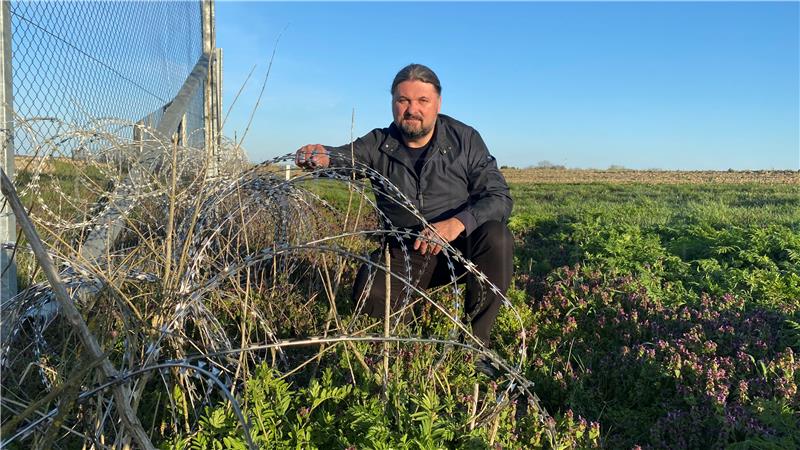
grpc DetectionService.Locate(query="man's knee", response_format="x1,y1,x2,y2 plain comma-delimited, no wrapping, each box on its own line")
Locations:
466,220,514,290
473,220,513,255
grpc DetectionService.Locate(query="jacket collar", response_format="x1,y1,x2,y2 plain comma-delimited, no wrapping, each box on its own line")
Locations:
380,115,456,156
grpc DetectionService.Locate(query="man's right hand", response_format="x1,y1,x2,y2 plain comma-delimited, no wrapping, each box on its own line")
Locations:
295,144,330,170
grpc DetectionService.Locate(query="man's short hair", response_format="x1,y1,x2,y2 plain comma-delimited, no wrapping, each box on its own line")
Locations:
391,64,442,96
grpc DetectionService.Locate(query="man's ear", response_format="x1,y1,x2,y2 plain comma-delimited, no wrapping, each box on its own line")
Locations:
437,96,442,114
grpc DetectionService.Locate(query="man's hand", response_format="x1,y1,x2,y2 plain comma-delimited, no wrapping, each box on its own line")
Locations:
295,144,330,170
414,217,465,256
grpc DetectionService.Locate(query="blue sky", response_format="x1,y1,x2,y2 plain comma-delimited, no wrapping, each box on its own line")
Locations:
216,1,799,170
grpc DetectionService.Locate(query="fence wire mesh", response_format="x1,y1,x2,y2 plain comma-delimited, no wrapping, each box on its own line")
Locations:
8,0,205,154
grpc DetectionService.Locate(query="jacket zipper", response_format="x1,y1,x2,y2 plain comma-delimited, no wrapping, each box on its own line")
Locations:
417,147,440,211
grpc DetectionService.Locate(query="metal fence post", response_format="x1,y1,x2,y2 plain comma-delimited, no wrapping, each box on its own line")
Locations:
202,0,218,178
180,112,187,146
215,47,222,167
0,0,17,306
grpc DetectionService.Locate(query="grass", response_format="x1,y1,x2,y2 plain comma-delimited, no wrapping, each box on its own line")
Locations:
504,180,799,448
166,176,798,448
3,160,798,449
508,182,800,229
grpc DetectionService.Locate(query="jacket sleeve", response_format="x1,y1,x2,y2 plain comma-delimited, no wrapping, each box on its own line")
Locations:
463,130,513,228
324,128,382,170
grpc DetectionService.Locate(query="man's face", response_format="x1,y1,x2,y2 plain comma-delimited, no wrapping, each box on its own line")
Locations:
392,80,441,142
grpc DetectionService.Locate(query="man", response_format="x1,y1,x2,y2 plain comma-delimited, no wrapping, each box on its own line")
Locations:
295,64,513,365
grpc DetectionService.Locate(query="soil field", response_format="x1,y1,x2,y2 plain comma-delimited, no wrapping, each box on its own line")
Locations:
501,168,800,185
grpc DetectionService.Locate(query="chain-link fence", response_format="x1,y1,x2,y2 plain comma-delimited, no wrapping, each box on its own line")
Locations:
8,0,207,153
1,0,223,303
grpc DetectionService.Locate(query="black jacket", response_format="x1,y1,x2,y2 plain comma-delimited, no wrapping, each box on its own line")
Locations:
325,114,512,234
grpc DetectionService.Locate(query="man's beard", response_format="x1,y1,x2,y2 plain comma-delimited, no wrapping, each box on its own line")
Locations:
399,118,432,140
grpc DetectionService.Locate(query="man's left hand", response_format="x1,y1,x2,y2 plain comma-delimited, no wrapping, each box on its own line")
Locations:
414,217,465,256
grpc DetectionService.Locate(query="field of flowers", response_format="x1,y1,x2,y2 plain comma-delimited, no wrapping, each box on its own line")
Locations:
4,158,798,448
502,182,799,448
168,180,798,449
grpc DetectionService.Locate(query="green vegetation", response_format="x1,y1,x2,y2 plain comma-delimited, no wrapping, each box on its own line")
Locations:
14,158,111,216
6,163,798,448
504,182,799,448
169,181,799,448
509,183,800,308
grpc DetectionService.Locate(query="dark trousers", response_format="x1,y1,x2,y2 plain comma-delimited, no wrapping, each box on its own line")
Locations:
352,220,513,346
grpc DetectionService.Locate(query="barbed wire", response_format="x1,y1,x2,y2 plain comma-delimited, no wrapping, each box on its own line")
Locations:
1,118,555,447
